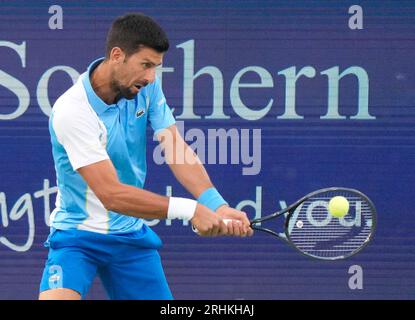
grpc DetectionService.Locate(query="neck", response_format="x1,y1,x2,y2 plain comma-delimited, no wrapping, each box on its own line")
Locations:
90,60,118,105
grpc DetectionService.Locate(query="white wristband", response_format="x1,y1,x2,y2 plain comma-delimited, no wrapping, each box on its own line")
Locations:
167,197,197,221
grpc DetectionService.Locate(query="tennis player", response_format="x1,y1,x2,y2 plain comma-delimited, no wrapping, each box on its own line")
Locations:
38,13,253,300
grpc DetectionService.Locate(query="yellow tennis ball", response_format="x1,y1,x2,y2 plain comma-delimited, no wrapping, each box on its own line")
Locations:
328,196,349,218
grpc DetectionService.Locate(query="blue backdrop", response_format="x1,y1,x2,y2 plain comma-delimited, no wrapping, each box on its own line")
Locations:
0,0,414,299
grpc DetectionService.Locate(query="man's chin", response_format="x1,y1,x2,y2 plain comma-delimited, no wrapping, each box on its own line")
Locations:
120,88,138,100
124,93,137,100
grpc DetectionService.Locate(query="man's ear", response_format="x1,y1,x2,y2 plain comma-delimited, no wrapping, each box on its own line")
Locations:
109,47,125,64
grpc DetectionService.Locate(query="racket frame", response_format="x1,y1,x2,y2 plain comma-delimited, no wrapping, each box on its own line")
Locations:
250,187,377,260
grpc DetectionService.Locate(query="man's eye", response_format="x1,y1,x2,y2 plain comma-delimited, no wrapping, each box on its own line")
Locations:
142,63,151,68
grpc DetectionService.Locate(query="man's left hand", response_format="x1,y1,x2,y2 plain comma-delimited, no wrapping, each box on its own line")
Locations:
216,205,254,237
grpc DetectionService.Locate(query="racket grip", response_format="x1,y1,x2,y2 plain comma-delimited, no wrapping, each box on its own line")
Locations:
192,218,234,234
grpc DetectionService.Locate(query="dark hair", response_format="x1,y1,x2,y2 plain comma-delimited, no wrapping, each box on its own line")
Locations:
105,13,169,58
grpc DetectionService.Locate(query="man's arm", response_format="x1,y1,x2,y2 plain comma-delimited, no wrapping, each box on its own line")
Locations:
77,159,226,236
78,159,169,218
157,125,213,199
157,125,253,236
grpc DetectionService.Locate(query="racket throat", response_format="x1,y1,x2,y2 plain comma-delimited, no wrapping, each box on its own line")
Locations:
251,224,286,239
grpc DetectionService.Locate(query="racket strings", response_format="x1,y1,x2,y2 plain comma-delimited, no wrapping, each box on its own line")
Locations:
287,191,374,259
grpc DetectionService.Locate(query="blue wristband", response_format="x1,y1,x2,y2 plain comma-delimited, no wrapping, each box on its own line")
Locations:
197,187,228,212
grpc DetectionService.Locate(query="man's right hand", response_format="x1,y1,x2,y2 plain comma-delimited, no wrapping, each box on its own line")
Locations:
191,203,228,237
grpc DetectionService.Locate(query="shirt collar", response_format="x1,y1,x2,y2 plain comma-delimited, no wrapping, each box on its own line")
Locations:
82,57,115,115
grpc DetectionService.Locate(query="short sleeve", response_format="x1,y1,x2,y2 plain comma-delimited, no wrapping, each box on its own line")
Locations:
51,106,109,170
148,77,176,136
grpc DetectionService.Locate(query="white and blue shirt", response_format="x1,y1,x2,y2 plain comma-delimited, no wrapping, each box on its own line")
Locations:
49,58,175,234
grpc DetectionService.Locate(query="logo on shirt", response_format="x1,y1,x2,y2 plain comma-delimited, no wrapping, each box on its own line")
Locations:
136,96,149,118
136,109,145,118
48,265,63,289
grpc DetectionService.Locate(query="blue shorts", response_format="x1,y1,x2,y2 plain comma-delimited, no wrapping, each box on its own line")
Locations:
39,224,173,300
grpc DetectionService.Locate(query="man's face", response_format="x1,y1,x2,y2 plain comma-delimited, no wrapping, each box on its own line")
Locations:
109,46,163,100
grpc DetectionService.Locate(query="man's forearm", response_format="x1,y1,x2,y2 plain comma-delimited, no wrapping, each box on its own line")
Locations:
78,160,171,220
159,125,228,211
159,125,213,198
106,182,170,219
168,152,214,198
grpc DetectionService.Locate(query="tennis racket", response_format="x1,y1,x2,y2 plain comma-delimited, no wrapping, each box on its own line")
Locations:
196,187,377,260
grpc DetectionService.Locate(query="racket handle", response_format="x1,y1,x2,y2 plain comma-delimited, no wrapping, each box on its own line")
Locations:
192,218,236,234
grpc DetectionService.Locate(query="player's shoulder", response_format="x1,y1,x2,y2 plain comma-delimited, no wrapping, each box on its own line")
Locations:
50,75,98,134
52,75,92,120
